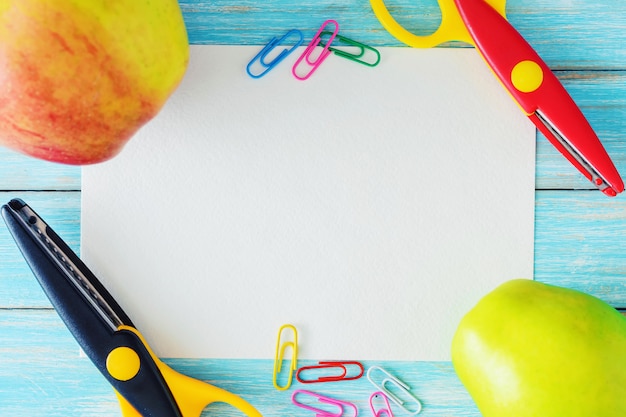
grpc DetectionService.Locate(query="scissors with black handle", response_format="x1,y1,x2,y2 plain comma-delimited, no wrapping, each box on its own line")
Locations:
2,198,263,417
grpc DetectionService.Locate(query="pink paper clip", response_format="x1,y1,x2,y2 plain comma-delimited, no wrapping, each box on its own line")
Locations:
369,392,394,417
292,389,358,417
292,20,339,80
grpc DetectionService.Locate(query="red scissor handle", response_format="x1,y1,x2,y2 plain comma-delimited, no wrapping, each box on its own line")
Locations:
454,0,623,195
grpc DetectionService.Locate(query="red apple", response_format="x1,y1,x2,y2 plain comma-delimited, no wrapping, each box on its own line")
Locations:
0,0,189,164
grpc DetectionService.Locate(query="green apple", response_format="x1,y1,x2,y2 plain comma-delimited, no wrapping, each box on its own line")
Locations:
452,279,626,416
0,0,189,164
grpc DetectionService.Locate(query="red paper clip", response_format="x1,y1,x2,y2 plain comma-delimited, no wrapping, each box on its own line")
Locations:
296,361,364,383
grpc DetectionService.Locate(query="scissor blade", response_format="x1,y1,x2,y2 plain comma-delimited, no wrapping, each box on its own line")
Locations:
533,110,619,195
1,199,130,330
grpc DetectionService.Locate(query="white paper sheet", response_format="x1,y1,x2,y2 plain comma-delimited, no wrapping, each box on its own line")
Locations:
81,45,535,361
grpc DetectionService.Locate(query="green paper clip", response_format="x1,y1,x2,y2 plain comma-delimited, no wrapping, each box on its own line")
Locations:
319,31,381,67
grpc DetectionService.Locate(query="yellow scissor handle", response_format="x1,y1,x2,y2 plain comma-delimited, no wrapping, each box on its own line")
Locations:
115,325,263,417
370,0,507,48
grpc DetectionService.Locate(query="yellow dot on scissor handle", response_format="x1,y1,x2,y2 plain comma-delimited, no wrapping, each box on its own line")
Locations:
511,60,544,93
106,346,141,381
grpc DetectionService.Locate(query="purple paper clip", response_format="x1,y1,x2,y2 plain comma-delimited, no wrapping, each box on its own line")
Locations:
292,20,339,80
292,389,358,417
369,392,394,417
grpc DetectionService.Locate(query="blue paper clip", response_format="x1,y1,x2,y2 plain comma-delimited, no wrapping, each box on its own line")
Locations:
292,20,339,80
247,29,304,78
292,390,358,417
367,366,423,415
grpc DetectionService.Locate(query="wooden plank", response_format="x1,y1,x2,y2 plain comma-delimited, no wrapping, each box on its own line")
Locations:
0,70,624,193
505,0,626,70
535,190,626,308
1,190,624,310
179,0,626,70
0,309,479,416
0,192,80,308
0,310,117,417
0,148,80,191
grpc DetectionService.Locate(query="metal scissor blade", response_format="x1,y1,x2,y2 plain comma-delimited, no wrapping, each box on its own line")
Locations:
1,199,132,331
533,111,622,196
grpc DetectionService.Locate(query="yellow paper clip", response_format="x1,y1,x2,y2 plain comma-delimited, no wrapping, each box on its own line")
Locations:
367,366,423,415
273,324,298,390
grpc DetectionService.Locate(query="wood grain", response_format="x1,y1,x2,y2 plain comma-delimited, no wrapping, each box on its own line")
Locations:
1,1,625,415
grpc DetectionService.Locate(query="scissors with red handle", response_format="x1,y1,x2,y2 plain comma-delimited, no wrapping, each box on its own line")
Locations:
371,0,623,196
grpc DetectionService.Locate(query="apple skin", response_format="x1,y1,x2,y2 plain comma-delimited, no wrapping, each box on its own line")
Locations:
0,0,189,164
452,279,626,417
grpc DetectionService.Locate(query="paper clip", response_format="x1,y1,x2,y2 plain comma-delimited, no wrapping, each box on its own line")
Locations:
318,31,381,67
369,392,394,417
367,366,422,415
292,390,358,417
273,324,298,391
296,361,364,383
246,29,304,78
292,19,339,80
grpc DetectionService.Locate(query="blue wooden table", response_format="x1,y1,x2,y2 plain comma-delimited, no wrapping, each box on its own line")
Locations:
1,1,625,416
